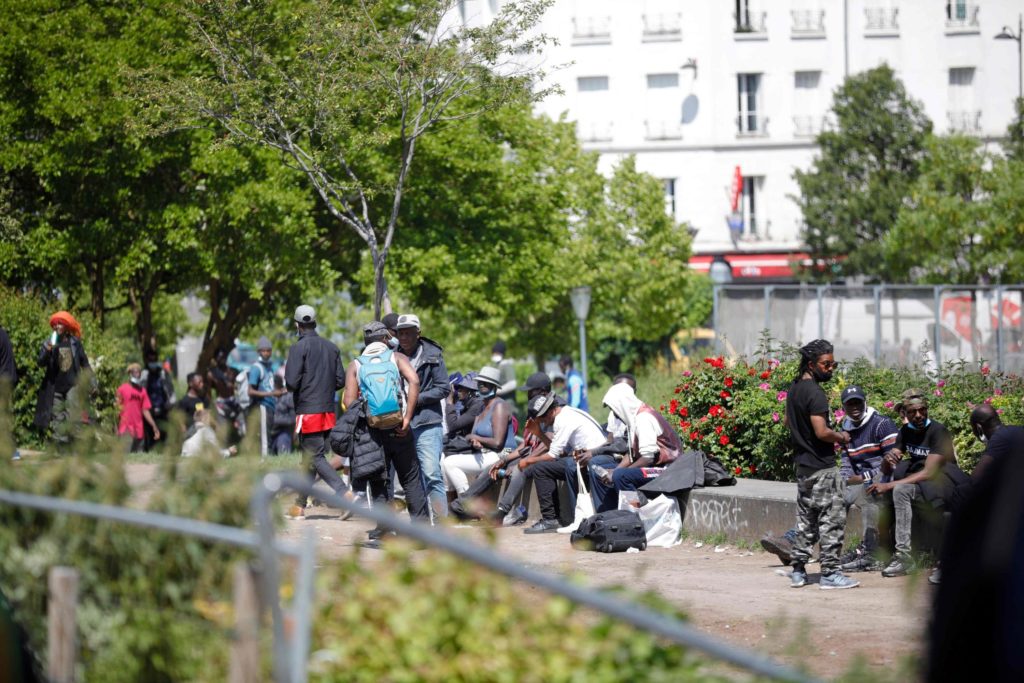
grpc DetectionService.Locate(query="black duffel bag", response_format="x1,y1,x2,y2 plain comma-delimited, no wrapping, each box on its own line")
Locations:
570,510,647,553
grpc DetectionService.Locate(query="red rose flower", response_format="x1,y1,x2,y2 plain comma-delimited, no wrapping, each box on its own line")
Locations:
674,386,682,394
669,399,679,414
680,421,690,430
721,435,730,446
715,425,724,434
748,464,756,474
747,368,756,376
689,431,701,441
733,465,741,474
678,406,688,417
720,390,731,399
660,405,665,411
724,377,733,387
760,371,771,380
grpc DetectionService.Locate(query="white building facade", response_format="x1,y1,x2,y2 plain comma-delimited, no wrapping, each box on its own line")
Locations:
460,0,1023,279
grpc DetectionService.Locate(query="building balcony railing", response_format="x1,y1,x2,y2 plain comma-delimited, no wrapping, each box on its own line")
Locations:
577,121,614,143
864,7,899,35
791,9,825,36
736,114,770,137
644,120,683,141
947,110,982,134
572,16,612,45
734,11,767,36
793,115,826,138
642,13,682,41
945,4,980,33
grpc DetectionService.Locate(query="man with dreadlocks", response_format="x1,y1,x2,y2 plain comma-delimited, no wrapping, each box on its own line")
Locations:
783,339,860,589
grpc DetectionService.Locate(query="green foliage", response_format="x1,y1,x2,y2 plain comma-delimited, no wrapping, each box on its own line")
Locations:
795,65,932,282
885,134,1024,284
663,335,1024,480
1005,96,1024,162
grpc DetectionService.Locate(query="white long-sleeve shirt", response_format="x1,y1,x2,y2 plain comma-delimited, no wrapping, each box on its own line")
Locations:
548,407,607,458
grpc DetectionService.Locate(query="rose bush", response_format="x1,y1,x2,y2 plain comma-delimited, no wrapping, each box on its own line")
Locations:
664,343,1024,482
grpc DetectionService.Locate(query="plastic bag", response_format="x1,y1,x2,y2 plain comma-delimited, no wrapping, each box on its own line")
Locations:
557,461,596,534
618,491,682,548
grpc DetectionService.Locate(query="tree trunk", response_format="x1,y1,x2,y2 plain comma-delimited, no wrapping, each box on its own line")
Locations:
373,249,390,320
196,283,263,375
87,261,106,328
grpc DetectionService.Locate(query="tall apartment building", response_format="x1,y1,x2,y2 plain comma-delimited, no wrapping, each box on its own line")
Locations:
458,0,1023,280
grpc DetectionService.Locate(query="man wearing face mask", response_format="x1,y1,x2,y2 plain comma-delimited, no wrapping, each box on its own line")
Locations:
117,363,161,453
783,339,860,590
867,390,959,577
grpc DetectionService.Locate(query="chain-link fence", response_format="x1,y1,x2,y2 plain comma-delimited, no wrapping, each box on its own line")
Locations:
713,285,1024,372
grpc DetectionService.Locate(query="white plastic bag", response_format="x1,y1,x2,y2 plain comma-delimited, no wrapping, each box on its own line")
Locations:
557,462,596,534
618,491,682,548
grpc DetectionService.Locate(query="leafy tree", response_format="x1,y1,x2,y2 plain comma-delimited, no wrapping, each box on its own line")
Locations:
139,0,555,318
885,135,1024,285
794,65,932,281
1005,97,1024,161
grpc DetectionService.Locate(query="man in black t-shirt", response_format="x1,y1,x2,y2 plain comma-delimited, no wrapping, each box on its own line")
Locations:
970,402,1024,479
868,391,957,577
783,339,859,590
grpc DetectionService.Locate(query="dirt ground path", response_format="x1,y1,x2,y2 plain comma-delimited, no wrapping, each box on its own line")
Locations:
129,464,928,680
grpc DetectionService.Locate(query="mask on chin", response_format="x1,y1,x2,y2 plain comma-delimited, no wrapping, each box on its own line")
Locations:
130,376,143,386
387,337,399,349
490,353,502,363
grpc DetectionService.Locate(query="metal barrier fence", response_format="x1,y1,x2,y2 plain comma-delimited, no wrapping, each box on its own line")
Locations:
713,284,1024,371
1,476,820,683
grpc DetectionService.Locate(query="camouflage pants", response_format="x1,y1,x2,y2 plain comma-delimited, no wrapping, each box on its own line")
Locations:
791,467,847,573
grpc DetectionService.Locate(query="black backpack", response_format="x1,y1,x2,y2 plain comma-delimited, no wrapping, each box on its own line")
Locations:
570,510,647,553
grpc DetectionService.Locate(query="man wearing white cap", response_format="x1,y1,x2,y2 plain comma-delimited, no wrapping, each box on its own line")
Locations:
395,313,450,520
285,304,348,519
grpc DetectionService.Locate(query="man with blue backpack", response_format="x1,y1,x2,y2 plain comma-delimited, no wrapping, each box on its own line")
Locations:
342,322,429,537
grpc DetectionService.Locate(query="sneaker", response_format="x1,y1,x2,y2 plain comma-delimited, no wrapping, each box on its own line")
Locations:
819,572,861,590
882,554,912,578
485,506,510,526
790,568,808,588
502,505,528,527
523,518,560,534
339,491,359,521
928,566,941,585
761,533,794,566
286,505,306,520
367,526,393,541
838,543,867,566
11,450,21,461
841,554,883,573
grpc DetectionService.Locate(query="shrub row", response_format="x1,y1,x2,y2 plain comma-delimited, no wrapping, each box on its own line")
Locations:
660,342,1024,482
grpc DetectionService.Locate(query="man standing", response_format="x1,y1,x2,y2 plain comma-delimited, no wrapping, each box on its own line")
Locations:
34,311,92,446
867,391,963,577
784,339,859,589
521,393,606,534
117,363,161,453
248,336,282,457
559,355,588,412
285,304,348,519
341,322,429,531
394,313,449,521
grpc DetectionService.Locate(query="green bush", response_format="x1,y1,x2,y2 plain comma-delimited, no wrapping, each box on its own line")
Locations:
0,286,137,448
663,337,1024,481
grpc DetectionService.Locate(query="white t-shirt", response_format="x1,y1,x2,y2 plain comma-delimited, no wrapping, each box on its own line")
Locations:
548,407,607,458
634,410,663,459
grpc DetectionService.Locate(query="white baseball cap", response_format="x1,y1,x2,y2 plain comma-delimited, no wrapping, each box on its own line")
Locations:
395,313,420,330
294,304,316,324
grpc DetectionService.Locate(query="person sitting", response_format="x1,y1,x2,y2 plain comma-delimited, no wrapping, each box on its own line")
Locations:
181,406,237,458
522,392,606,534
866,389,968,577
442,366,517,497
587,382,681,512
450,371,556,523
445,373,483,442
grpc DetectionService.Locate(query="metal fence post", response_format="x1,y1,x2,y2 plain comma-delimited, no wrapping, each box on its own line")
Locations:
230,562,261,683
817,285,825,340
289,527,317,683
933,286,944,369
874,285,883,365
712,285,721,353
996,286,1005,372
764,286,774,335
47,566,79,683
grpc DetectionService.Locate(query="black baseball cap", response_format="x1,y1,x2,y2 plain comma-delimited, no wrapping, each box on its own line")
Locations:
530,393,556,418
840,386,866,405
518,371,552,393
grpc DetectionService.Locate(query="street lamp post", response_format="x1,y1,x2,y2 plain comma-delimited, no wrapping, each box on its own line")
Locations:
709,255,733,353
996,13,1023,101
570,286,592,389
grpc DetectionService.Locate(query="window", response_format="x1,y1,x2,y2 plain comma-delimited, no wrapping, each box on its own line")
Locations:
647,73,679,89
864,2,899,34
945,1,979,30
737,73,763,134
793,71,822,136
734,0,766,33
663,178,676,217
577,76,610,92
948,67,980,132
740,176,763,236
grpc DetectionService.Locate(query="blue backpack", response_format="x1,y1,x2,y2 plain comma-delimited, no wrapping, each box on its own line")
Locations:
357,349,403,429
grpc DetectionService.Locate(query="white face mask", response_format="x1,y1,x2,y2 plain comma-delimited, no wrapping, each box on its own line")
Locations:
490,353,502,363
388,337,400,349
